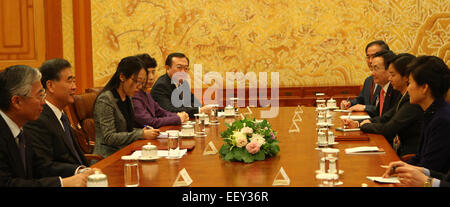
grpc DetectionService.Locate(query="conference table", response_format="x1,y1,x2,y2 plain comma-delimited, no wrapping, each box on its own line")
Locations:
91,107,400,187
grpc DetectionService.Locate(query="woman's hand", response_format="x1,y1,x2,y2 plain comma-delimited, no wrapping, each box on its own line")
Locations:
143,128,160,139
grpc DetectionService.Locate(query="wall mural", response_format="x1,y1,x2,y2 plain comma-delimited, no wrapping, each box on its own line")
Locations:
90,0,449,88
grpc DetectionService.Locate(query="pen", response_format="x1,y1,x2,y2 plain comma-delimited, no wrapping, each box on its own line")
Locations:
344,112,352,129
144,125,153,129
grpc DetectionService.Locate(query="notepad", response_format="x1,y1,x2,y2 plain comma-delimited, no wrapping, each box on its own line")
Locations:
345,146,385,155
131,150,187,158
339,115,371,121
334,109,351,113
366,176,400,184
335,127,360,132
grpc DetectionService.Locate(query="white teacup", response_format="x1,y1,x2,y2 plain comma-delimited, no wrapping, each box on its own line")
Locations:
142,143,157,158
87,171,108,187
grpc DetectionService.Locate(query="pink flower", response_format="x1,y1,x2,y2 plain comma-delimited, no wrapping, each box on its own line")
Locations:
246,141,261,154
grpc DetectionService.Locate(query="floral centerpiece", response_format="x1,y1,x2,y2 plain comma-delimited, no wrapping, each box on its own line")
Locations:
219,118,280,163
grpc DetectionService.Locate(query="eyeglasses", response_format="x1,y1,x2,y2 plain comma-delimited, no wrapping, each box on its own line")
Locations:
372,64,385,72
366,54,375,60
23,89,46,102
131,78,146,86
175,64,190,72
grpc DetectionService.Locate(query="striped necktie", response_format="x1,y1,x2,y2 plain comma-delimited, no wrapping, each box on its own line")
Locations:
17,131,26,170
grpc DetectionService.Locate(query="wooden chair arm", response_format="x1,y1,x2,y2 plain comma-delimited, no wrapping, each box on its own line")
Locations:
400,154,415,162
85,153,104,164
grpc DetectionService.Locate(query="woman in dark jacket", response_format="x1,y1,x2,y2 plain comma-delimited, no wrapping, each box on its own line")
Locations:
404,56,450,173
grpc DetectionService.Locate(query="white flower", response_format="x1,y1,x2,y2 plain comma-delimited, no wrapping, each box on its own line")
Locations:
240,127,253,135
233,131,248,148
249,134,266,145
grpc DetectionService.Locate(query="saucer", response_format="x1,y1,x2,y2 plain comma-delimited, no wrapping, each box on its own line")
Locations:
138,156,160,161
317,123,334,127
179,134,195,138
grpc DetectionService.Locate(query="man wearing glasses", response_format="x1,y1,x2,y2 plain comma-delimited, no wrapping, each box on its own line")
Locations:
0,65,94,187
369,50,401,117
151,53,211,117
24,59,91,179
340,40,389,117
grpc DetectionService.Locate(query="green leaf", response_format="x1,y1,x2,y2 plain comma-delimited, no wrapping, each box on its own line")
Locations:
224,151,234,161
253,151,266,161
219,144,231,156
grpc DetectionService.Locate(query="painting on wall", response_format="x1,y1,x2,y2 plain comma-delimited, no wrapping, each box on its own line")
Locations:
90,0,449,88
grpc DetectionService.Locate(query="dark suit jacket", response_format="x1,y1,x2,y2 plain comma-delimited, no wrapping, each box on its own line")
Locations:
23,104,88,178
132,90,181,129
408,98,450,173
360,93,423,156
150,73,201,118
374,83,402,118
430,170,450,187
0,115,60,187
351,76,381,117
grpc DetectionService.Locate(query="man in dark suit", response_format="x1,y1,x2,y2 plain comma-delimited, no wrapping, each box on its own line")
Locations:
341,40,390,117
0,65,93,187
151,53,211,118
24,59,88,178
369,50,402,117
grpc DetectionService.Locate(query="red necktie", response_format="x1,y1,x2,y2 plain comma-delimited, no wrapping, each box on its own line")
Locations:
379,89,385,116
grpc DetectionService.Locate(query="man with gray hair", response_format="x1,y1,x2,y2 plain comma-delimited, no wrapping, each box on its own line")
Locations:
0,65,94,187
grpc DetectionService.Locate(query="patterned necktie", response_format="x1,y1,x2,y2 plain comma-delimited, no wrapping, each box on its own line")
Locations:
379,89,385,117
17,131,26,170
60,113,83,165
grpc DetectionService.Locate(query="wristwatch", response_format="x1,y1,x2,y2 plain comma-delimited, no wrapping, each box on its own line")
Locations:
424,176,432,187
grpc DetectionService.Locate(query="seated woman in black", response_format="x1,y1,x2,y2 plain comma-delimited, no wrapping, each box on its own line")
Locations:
404,56,450,173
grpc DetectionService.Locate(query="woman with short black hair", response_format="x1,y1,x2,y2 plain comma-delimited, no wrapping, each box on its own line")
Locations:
405,55,450,173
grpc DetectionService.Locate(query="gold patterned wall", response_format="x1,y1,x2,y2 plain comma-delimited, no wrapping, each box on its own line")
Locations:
62,0,75,73
89,0,450,88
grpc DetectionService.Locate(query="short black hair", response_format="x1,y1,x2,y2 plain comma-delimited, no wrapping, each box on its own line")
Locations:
365,40,390,54
373,50,396,69
389,53,415,77
39,58,71,89
407,56,450,99
135,53,157,69
165,52,189,67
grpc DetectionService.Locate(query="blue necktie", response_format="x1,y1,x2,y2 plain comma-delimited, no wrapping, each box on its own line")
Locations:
60,113,83,165
17,131,26,170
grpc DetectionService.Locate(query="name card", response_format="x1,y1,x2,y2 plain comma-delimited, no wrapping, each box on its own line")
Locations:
203,141,218,155
272,167,290,186
173,168,193,187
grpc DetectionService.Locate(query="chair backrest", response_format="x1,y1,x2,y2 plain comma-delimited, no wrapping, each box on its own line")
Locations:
71,92,99,154
446,89,450,104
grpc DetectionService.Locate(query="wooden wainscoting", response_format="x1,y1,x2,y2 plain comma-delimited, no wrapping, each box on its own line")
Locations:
84,85,361,108
0,0,63,69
